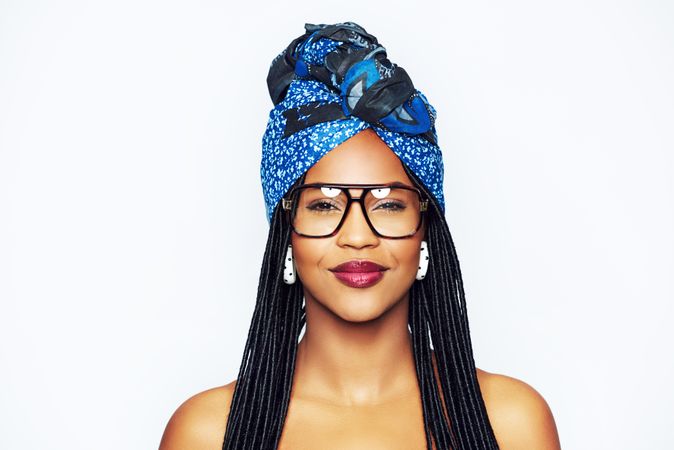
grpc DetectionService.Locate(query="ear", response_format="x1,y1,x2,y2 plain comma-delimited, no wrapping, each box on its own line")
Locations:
421,215,428,241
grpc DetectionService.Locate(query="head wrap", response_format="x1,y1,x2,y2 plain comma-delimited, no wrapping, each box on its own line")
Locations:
261,21,445,223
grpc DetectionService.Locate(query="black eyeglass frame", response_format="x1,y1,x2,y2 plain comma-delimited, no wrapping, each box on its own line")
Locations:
281,182,429,239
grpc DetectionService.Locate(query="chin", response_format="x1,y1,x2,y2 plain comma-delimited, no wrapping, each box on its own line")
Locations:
328,293,399,323
302,275,407,322
334,308,387,324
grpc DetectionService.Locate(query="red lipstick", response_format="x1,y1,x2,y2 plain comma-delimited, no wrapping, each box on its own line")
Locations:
328,260,388,288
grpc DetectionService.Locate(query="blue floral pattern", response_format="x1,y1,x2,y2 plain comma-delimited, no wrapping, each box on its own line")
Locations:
260,23,445,223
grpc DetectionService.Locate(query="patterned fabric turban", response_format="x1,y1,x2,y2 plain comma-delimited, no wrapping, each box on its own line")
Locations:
260,21,445,223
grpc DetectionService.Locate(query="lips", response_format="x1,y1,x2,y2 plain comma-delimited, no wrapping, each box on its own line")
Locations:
328,260,388,288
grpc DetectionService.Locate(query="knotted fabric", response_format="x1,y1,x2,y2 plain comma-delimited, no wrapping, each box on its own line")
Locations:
261,21,445,223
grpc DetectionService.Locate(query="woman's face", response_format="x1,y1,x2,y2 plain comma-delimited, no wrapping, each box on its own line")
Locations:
290,128,427,322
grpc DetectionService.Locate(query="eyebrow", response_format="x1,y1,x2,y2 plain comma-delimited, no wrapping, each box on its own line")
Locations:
304,181,410,186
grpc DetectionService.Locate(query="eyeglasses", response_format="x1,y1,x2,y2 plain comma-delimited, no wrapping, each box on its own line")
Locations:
281,182,428,238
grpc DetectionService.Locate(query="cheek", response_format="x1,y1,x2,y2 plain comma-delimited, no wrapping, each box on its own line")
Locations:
290,236,423,285
396,242,422,275
390,235,422,261
290,237,330,276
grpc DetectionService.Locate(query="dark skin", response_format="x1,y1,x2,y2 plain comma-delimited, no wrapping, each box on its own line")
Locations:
159,129,561,449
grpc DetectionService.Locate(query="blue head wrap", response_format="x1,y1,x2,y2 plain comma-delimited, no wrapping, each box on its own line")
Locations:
261,22,444,223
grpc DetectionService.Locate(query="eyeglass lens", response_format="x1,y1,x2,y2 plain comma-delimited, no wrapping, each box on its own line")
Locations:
290,186,421,237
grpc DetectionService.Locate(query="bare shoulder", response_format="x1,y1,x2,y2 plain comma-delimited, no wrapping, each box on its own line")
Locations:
476,368,561,450
158,380,237,450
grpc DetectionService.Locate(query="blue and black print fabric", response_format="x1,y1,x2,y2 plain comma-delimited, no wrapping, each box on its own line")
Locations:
261,21,445,223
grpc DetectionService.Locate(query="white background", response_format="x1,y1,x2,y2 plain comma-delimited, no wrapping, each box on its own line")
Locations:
1,1,672,449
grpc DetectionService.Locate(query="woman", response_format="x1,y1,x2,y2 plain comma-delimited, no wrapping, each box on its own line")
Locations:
159,22,561,449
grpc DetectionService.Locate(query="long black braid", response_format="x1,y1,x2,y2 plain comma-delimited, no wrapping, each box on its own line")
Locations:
221,166,500,449
405,163,499,449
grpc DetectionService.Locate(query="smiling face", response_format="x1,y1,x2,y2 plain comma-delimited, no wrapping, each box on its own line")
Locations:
290,128,427,323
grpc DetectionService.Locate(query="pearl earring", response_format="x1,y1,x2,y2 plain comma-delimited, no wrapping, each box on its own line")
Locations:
283,244,296,284
416,240,429,280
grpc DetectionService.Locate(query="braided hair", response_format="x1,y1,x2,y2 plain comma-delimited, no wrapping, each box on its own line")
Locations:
221,165,500,449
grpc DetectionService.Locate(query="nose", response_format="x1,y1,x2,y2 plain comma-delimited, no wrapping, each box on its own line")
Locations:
335,199,379,248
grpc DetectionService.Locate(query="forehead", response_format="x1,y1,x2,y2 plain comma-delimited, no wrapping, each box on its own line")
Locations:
303,129,413,185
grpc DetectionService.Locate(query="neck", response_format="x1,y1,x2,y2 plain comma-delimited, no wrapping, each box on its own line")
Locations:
292,290,419,407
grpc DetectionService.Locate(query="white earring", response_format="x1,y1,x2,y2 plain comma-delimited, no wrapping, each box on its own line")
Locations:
283,244,296,284
416,240,429,280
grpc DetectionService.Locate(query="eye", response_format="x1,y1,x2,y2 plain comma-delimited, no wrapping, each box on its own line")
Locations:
307,200,340,212
374,201,406,211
